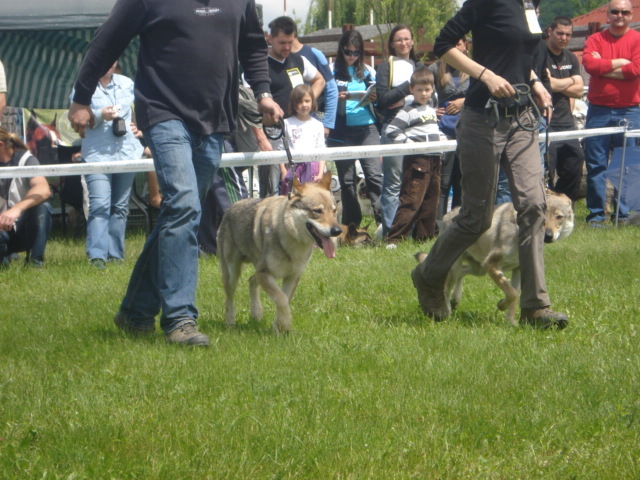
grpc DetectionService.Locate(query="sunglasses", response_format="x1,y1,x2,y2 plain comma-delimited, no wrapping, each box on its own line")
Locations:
342,49,360,57
609,9,632,15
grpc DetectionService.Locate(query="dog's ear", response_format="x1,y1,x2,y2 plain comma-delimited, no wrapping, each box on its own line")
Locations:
318,171,332,191
347,223,359,237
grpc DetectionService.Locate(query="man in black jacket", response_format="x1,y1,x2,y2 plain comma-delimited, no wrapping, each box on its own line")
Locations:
69,0,282,346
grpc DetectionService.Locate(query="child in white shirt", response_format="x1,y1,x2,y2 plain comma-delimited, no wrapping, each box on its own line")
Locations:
280,84,326,195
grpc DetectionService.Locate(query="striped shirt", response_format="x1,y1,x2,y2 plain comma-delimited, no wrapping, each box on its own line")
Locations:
384,102,445,144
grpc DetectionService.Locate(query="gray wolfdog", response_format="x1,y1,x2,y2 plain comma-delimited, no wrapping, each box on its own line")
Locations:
416,191,574,325
217,171,342,333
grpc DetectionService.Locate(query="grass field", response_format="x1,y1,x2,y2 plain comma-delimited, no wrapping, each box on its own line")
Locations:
1,201,639,479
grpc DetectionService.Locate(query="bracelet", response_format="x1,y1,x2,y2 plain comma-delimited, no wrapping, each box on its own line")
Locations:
477,67,487,81
255,92,273,102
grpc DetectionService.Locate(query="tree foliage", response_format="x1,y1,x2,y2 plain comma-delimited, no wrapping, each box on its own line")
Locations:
304,0,458,57
538,0,607,29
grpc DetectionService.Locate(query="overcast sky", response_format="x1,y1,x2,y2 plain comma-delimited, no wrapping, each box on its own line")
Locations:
260,0,313,28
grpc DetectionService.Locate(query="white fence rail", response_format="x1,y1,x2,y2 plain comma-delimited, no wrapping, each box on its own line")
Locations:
0,126,631,179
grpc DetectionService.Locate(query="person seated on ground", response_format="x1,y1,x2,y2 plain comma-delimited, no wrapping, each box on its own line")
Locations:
384,67,445,245
0,127,52,267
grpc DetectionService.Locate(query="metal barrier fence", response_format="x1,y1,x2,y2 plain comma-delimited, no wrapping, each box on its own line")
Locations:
0,126,630,179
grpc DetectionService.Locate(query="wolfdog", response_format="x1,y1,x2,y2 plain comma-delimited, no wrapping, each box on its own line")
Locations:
333,223,373,248
217,172,342,333
416,191,574,325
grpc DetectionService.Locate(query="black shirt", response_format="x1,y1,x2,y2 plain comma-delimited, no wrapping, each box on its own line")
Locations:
546,48,580,129
433,0,542,109
72,0,271,136
268,53,306,113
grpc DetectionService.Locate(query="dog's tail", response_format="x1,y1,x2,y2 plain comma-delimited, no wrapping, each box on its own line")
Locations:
414,251,427,264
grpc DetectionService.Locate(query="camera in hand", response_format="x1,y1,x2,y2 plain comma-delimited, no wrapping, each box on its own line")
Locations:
112,117,127,137
111,105,127,137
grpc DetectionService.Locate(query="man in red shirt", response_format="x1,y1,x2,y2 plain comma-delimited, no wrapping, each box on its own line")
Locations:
582,0,640,226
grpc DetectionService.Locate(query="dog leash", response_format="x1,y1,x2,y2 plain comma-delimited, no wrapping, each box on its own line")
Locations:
544,109,551,188
485,83,543,132
263,118,297,195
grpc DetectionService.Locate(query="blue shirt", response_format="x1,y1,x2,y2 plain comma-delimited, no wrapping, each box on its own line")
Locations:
332,64,377,127
71,74,143,163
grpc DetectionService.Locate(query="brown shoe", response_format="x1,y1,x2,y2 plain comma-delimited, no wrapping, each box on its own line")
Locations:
165,323,210,346
520,307,568,330
411,267,450,321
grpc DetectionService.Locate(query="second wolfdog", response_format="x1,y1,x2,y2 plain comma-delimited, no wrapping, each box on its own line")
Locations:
416,191,574,325
217,171,342,333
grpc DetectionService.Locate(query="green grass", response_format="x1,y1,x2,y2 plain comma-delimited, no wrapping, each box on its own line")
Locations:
1,200,639,479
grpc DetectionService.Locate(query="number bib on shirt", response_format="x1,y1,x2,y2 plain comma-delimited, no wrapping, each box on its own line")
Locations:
524,1,542,34
287,68,304,88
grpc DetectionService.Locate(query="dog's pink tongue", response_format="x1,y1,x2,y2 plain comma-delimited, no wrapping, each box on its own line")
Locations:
320,235,336,259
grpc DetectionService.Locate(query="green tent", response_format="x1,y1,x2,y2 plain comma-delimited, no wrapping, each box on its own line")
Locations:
0,0,137,109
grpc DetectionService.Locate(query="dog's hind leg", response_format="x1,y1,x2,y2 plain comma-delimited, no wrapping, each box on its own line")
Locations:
249,274,264,322
446,262,462,310
221,257,242,327
254,272,292,334
504,268,521,326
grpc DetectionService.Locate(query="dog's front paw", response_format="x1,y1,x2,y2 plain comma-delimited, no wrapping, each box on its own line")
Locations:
250,303,263,322
273,314,292,335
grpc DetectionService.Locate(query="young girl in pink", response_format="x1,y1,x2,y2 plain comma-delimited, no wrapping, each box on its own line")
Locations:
280,84,326,195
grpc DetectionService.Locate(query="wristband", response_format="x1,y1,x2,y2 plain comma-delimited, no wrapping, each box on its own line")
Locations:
478,67,487,81
255,92,273,102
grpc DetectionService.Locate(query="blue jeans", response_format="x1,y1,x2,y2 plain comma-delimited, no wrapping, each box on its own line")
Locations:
380,126,403,237
119,120,222,333
84,171,135,260
583,104,640,223
0,201,52,265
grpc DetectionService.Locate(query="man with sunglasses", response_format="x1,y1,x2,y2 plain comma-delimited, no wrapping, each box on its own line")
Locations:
582,0,640,226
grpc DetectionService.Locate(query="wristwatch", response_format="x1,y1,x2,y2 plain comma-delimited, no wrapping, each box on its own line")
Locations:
255,92,273,102
529,78,542,87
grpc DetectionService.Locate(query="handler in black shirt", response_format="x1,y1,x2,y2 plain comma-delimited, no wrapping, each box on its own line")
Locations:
411,0,569,329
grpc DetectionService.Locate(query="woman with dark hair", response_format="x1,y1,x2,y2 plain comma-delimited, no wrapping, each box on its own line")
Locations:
376,24,421,237
328,29,382,227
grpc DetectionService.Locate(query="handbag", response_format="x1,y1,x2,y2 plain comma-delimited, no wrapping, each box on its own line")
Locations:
438,101,459,138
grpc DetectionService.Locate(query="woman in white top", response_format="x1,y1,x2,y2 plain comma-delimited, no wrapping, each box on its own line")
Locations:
376,25,421,238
